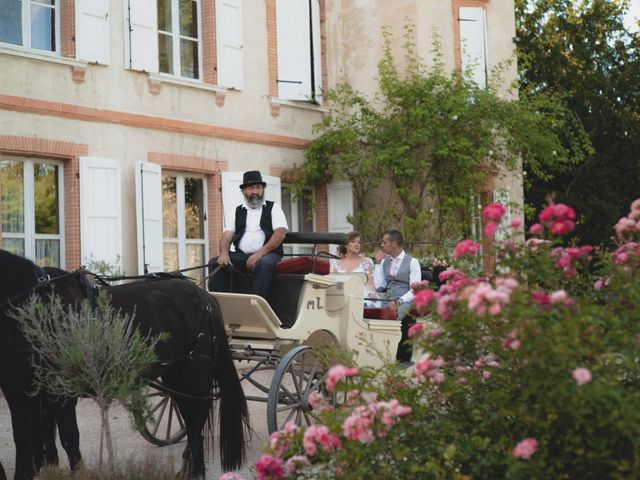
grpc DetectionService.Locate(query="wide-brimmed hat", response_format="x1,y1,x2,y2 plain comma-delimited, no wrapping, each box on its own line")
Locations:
239,170,267,189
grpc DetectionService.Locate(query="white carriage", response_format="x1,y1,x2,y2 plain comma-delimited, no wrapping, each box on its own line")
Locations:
143,232,401,444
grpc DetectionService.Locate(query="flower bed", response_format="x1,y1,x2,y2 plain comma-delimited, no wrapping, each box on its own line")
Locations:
222,200,640,480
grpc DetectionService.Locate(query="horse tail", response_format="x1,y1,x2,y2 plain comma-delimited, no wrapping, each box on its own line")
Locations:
207,294,249,472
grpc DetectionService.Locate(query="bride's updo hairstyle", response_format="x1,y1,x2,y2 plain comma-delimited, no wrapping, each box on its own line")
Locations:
338,231,361,257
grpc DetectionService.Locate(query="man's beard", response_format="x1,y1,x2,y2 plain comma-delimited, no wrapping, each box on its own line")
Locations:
245,191,264,209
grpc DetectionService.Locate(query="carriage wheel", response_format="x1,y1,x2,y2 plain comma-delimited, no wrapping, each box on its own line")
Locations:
267,345,326,434
141,381,187,446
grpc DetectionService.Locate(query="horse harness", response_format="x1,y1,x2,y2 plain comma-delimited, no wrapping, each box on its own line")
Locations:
3,265,221,401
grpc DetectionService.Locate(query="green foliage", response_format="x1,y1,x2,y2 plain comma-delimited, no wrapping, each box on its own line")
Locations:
516,0,640,246
255,200,640,479
12,293,165,468
293,25,590,248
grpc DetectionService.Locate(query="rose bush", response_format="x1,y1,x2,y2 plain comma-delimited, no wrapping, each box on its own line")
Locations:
221,200,640,480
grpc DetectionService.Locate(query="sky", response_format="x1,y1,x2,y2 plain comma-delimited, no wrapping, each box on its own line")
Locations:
625,0,640,32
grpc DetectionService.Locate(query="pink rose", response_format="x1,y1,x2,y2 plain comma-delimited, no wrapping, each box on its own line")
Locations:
529,223,543,234
482,203,507,221
255,454,284,480
510,218,522,228
414,289,434,309
326,364,359,391
484,221,497,238
408,322,424,338
220,473,245,480
453,239,481,259
512,438,538,460
572,367,592,386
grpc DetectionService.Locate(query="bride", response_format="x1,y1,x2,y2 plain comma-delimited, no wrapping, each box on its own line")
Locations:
330,231,379,306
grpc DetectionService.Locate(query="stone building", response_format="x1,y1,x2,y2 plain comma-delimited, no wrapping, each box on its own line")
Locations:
0,0,519,276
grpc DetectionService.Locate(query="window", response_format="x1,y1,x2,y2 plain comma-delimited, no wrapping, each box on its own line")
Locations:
162,173,207,283
281,187,314,256
158,0,201,79
458,6,488,88
0,156,64,267
275,0,322,102
0,0,59,53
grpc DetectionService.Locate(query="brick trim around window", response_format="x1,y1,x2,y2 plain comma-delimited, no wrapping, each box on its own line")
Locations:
0,135,88,269
452,0,489,73
202,0,218,85
148,152,228,258
266,0,329,113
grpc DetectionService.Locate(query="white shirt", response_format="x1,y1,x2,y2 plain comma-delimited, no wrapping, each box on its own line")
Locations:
225,200,288,254
373,250,421,304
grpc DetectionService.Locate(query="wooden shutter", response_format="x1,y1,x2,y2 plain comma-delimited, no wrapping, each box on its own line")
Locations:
76,0,110,64
276,0,311,100
459,7,488,88
216,0,243,89
221,172,282,231
126,0,158,72
135,161,163,274
327,181,353,233
310,0,322,103
79,157,122,268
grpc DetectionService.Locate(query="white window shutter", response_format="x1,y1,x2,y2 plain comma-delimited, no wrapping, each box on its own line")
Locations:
310,0,322,103
80,157,122,269
459,7,488,88
216,0,243,89
135,161,163,274
276,0,311,100
221,172,282,232
76,0,110,64
126,0,158,72
327,181,353,233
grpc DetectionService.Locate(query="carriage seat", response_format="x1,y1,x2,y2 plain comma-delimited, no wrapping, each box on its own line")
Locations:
275,256,330,275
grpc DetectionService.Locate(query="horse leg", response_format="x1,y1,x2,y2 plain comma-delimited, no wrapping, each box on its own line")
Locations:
40,397,59,467
53,397,82,470
4,389,37,480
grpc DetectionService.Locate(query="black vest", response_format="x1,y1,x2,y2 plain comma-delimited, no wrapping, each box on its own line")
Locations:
233,201,284,256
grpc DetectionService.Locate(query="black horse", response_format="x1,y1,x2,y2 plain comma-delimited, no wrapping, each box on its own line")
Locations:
0,250,249,479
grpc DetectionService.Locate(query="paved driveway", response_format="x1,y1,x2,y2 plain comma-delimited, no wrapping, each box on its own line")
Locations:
0,367,271,480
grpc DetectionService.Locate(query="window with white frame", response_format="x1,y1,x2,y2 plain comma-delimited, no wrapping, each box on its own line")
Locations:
157,0,201,79
162,172,207,283
276,0,322,103
281,186,314,256
0,0,59,53
0,156,64,267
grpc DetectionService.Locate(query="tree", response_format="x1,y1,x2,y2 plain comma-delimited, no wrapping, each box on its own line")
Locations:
516,0,640,246
12,294,164,470
292,26,590,248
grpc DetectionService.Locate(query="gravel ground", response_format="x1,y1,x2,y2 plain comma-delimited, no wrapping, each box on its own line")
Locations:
0,367,271,480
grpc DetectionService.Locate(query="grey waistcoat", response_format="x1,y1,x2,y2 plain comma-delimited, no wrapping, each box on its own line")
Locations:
382,254,413,299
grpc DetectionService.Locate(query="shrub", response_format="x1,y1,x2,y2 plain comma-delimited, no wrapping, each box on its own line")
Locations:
230,199,640,480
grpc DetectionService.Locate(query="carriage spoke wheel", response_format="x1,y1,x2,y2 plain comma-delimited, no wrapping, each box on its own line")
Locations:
141,380,187,446
267,345,325,434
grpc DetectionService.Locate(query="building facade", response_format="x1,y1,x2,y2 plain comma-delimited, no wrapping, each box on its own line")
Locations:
0,0,519,277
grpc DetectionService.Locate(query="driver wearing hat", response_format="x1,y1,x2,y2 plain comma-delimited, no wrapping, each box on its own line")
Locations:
209,170,288,298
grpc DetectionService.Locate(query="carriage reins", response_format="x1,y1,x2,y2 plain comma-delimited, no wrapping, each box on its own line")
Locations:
0,266,83,311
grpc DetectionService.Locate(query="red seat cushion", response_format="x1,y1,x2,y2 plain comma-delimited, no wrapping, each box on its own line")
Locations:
363,307,397,320
275,256,330,275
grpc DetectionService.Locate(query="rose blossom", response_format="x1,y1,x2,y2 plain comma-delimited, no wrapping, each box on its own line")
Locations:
453,239,481,259
407,322,424,338
572,367,592,386
255,454,284,480
512,438,538,460
326,364,359,391
220,473,245,480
